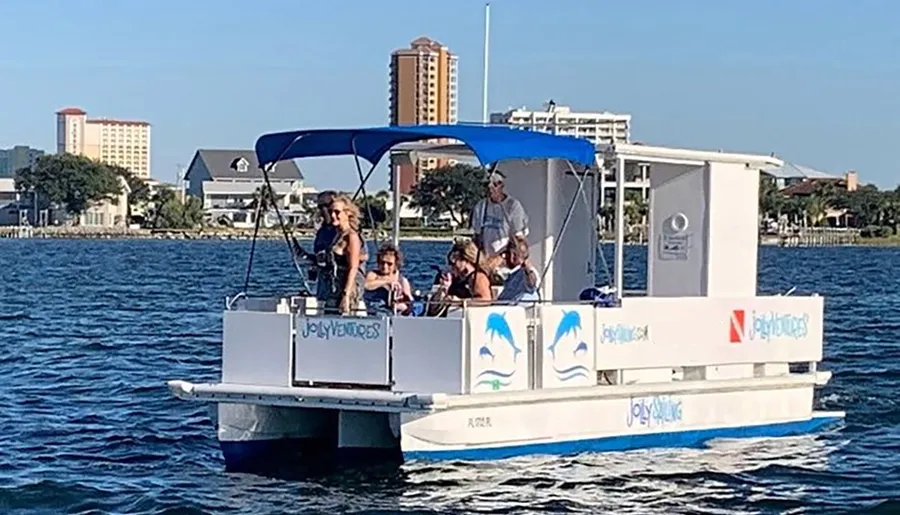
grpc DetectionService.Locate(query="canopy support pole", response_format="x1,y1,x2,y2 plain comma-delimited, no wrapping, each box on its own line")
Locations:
241,199,265,293
350,135,380,250
614,155,626,297
260,164,306,277
391,157,401,247
537,163,591,299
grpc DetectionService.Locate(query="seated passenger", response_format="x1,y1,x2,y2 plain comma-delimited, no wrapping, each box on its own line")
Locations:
363,243,412,315
497,237,540,303
322,194,365,315
431,240,494,309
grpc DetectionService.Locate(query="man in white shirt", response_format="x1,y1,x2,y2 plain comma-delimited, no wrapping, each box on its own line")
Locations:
470,171,529,269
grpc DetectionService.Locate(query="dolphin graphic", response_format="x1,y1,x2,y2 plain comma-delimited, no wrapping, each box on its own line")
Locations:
573,341,588,356
549,310,581,359
485,312,522,362
478,345,495,361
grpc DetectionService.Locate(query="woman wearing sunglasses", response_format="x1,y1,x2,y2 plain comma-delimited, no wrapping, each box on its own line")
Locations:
322,194,365,315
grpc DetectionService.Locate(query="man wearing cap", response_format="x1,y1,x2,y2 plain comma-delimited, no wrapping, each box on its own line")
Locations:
470,171,529,270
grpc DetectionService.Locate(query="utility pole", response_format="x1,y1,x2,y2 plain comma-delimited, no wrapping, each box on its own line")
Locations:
175,163,186,202
482,2,491,124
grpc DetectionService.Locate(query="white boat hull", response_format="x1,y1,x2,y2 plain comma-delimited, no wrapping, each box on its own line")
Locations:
170,375,844,470
398,379,841,461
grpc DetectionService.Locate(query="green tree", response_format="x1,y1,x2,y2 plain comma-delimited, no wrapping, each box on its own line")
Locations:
843,185,885,227
151,188,204,229
887,187,900,235
409,164,487,226
598,204,615,233
110,166,150,223
623,190,648,227
14,154,122,216
246,185,277,212
805,195,827,227
356,195,388,229
759,175,783,221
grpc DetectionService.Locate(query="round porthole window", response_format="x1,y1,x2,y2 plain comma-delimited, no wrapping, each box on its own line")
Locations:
669,212,689,233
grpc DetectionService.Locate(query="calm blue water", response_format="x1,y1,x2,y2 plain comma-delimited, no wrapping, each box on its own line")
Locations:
1,239,898,514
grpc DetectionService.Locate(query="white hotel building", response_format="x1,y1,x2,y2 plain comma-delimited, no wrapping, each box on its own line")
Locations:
56,107,151,179
53,107,149,226
490,101,648,206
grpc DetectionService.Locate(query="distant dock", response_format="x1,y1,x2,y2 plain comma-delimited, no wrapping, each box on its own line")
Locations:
0,225,869,246
0,226,34,239
761,228,861,247
0,226,458,242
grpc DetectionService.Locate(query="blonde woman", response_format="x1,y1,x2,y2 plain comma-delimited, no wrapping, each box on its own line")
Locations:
324,194,365,314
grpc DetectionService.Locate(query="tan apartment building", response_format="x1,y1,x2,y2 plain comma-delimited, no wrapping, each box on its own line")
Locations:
56,107,152,179
389,37,458,194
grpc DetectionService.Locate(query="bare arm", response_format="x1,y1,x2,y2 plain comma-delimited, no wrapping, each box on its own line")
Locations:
471,271,494,302
401,276,413,300
509,199,529,238
364,270,391,291
523,263,539,292
343,233,361,299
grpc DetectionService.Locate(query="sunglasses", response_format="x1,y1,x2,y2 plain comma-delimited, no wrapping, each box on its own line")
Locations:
378,260,396,267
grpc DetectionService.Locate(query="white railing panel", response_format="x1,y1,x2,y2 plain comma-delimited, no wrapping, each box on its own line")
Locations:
466,306,530,393
293,315,390,386
223,311,293,387
538,304,597,389
392,317,466,394
594,296,824,371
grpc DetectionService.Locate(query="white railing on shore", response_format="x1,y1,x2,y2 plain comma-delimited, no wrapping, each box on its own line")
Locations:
0,225,33,239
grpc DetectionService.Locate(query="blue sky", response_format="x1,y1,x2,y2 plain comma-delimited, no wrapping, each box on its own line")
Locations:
1,0,898,191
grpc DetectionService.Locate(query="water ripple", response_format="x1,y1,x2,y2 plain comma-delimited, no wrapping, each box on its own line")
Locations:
0,240,897,513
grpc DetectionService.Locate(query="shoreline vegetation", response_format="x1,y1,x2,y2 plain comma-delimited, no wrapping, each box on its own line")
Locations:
8,156,900,247
2,225,900,246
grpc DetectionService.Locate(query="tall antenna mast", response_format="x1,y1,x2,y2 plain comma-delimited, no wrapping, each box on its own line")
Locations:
481,2,491,124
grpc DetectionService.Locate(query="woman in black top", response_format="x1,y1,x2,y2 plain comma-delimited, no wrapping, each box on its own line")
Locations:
323,194,364,315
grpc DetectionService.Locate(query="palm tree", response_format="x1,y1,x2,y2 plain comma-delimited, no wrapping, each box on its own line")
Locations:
783,196,808,228
884,187,900,235
247,185,276,212
624,196,648,228
805,195,827,227
759,176,783,223
598,204,615,233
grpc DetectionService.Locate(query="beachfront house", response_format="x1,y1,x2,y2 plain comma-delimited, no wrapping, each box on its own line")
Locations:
76,175,131,227
1,175,130,228
0,178,22,226
183,149,306,228
762,163,860,228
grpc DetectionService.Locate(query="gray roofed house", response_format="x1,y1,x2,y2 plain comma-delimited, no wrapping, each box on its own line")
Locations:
183,149,307,229
761,162,838,181
185,149,303,183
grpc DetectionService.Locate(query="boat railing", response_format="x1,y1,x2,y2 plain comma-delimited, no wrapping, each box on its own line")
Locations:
220,291,828,397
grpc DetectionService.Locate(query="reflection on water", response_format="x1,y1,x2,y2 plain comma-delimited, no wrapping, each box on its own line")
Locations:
390,435,845,514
